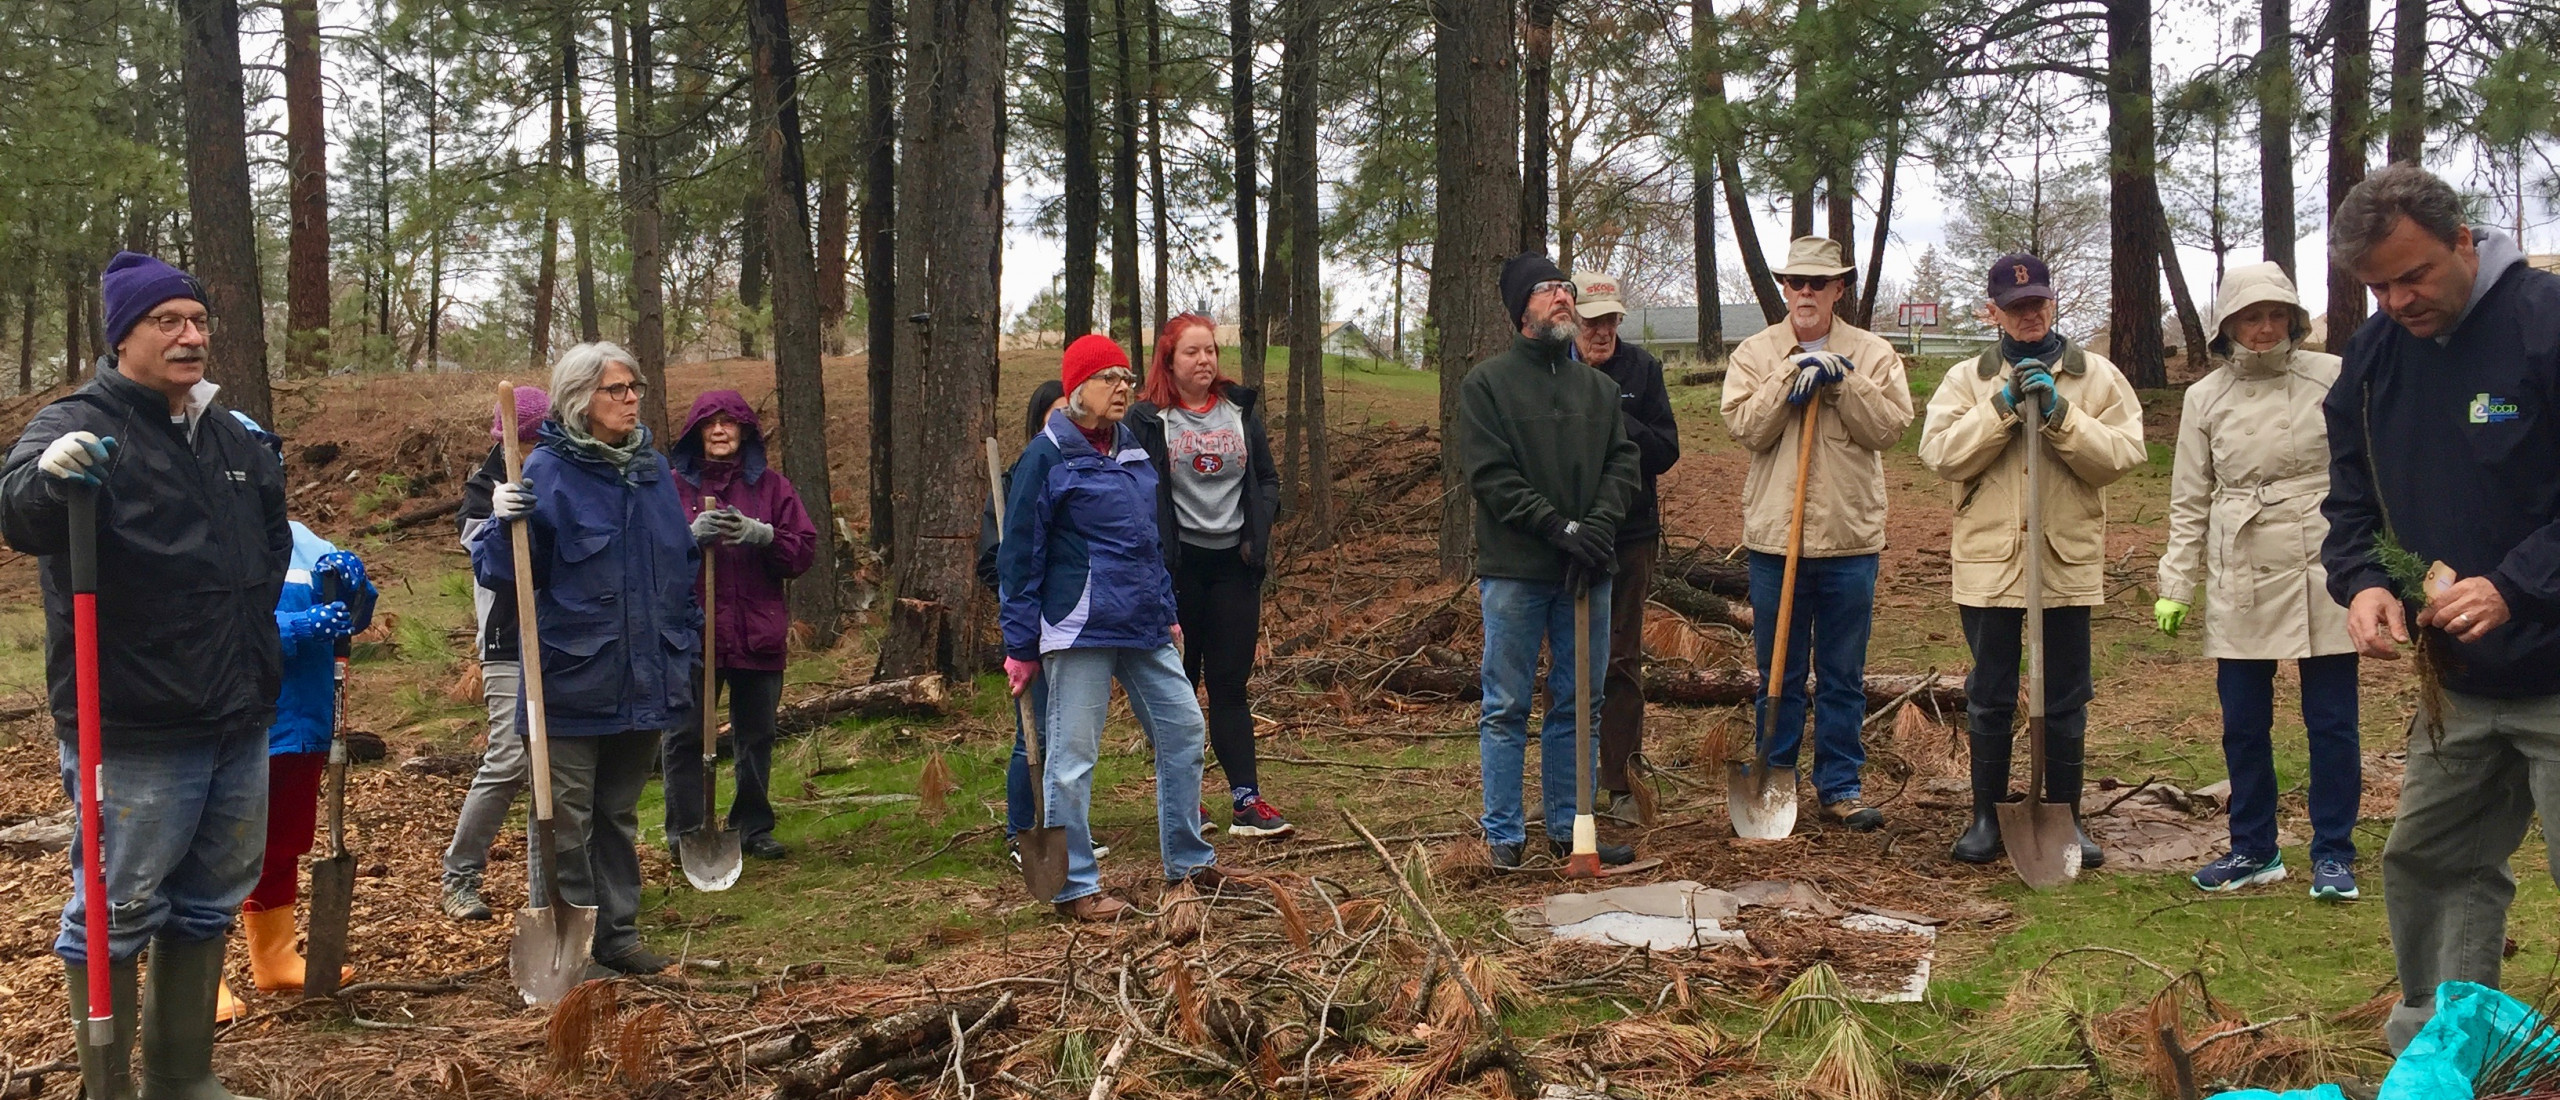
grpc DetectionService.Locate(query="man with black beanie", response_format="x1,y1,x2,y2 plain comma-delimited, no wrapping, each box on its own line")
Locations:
1458,252,1643,869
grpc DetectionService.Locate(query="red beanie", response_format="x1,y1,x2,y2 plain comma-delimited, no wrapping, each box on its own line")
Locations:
1060,334,1130,394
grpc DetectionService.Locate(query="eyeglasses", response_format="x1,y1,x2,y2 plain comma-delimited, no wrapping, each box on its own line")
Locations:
142,313,218,337
597,381,651,401
1088,369,1138,390
1531,280,1577,300
1780,275,1835,292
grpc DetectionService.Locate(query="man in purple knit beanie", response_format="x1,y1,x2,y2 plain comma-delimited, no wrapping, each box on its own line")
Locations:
0,251,288,1100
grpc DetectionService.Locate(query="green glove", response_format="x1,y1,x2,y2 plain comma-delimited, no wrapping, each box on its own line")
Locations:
2154,599,2189,636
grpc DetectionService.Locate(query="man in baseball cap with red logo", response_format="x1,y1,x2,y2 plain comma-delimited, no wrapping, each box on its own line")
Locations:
1918,251,2147,870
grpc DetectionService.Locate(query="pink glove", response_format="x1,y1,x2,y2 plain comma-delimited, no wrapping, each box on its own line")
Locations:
1005,657,1040,696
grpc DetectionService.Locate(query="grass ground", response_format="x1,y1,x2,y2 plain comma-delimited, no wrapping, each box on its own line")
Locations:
0,344,2538,1098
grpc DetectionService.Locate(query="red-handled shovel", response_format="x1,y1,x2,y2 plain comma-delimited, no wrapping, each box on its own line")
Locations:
68,482,116,1092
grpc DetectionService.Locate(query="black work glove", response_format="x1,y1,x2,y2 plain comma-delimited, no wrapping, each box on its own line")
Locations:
1560,554,1620,596
1541,514,1616,575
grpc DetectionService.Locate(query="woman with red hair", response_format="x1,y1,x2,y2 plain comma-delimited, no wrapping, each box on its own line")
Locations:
1129,315,1291,837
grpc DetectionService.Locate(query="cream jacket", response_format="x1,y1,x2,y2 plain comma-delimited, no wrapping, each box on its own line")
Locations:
1917,343,2149,607
1720,321,1916,557
2156,261,2355,660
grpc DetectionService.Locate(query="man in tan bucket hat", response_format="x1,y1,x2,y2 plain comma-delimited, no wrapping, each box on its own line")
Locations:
1718,236,1915,832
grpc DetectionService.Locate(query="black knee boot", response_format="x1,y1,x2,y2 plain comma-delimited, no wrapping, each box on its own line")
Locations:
1950,732,2010,863
2043,730,2104,869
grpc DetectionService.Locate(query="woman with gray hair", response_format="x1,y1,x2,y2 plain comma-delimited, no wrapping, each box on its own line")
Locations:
471,341,700,974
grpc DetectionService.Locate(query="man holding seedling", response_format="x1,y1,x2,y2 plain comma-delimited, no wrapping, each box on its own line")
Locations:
2318,162,2560,1054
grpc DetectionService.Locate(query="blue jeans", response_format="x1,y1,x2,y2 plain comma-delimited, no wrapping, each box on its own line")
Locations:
1005,678,1050,837
56,726,268,963
1748,552,1880,803
1478,576,1612,847
1042,645,1216,902
2219,654,2361,864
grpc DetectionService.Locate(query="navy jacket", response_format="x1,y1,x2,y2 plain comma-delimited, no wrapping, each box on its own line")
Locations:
472,423,701,736
1589,341,1679,543
2322,256,2560,697
998,411,1178,660
0,367,290,744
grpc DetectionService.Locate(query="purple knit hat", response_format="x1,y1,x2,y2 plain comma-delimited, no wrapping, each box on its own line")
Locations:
493,386,552,444
99,251,205,346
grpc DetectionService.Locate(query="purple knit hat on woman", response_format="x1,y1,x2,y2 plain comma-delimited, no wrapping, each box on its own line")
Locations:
493,386,552,444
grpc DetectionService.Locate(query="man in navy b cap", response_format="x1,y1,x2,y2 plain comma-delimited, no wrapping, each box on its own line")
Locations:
0,252,288,1100
1917,251,2147,870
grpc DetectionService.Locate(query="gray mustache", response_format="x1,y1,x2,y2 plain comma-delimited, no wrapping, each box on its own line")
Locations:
164,348,205,363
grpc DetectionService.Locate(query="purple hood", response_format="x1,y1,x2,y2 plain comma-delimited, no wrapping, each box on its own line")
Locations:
673,389,770,484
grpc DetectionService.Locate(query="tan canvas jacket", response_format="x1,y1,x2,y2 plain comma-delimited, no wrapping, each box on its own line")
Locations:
1720,321,1916,557
1917,343,2149,607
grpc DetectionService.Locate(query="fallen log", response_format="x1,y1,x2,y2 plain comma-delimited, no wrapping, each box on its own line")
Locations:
763,996,1013,1100
1666,553,1752,599
370,496,462,533
774,674,950,733
1678,366,1728,386
1359,662,1964,713
1649,573,1751,632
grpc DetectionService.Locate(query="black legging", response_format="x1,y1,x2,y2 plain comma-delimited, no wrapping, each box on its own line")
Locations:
661,667,786,842
1173,544,1260,795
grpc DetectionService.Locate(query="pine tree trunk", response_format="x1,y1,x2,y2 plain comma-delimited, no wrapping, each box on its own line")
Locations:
739,198,768,357
1431,0,1519,578
2156,185,2209,368
2386,0,2423,163
1276,0,1308,509
175,0,272,424
1261,158,1291,349
124,53,164,254
749,0,844,645
61,273,81,386
2326,0,2370,344
1520,0,1558,254
1827,173,1854,321
620,0,671,438
1858,121,1900,329
282,0,329,376
534,49,562,367
862,0,898,550
883,0,1004,678
564,15,601,343
2106,0,2167,389
1287,0,1328,546
1111,0,1143,361
2257,0,2296,277
1724,154,1783,324
889,1,934,574
17,280,33,393
1146,0,1168,341
1063,0,1098,338
1230,0,1263,392
818,162,851,356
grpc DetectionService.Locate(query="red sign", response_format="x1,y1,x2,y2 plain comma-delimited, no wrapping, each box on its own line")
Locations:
1896,302,1940,327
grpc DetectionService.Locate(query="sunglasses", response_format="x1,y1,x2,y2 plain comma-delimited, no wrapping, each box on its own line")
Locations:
1781,275,1835,292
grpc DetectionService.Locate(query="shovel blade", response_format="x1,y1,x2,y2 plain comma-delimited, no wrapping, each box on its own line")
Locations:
509,902,600,1007
1018,825,1070,902
678,828,744,893
1996,800,2084,890
1726,761,1799,839
302,852,355,997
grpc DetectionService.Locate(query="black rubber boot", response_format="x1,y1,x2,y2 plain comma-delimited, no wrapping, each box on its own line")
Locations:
2043,730,2105,870
139,936,262,1100
1950,732,2011,863
66,956,140,1100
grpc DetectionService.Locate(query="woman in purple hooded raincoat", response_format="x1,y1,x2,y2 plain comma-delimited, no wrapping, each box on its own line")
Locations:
662,389,818,860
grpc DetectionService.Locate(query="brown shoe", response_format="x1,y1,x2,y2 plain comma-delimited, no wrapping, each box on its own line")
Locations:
1183,865,1233,892
1055,894,1130,922
1822,798,1885,832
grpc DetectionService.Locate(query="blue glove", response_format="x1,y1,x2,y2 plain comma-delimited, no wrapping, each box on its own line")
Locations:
278,601,354,644
1785,353,1854,406
315,550,368,596
1998,361,2063,422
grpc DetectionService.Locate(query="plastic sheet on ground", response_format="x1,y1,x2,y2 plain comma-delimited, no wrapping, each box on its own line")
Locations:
2215,981,2547,1100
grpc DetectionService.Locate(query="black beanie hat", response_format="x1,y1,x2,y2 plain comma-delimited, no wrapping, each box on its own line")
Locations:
1500,252,1569,328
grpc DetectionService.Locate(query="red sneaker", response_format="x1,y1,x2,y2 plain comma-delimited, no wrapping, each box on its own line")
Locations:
1229,796,1296,838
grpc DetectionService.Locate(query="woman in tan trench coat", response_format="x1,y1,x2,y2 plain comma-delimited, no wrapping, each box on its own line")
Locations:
2156,261,2362,901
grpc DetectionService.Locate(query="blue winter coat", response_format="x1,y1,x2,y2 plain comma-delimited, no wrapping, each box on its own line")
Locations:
1000,411,1178,660
268,523,379,756
471,424,701,737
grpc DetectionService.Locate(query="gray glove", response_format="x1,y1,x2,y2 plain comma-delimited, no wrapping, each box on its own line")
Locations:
689,509,727,544
724,509,775,547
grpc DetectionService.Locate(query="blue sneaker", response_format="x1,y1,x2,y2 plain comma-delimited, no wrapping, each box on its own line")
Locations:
2309,860,2360,901
2192,851,2287,892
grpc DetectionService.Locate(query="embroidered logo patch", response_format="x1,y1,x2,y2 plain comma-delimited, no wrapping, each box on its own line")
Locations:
2470,393,2521,424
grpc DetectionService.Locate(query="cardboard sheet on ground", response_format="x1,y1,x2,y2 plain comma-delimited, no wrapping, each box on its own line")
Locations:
2083,780,2304,871
1513,879,1937,1001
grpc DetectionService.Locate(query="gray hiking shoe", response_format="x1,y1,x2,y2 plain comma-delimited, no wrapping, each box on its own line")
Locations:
440,876,494,921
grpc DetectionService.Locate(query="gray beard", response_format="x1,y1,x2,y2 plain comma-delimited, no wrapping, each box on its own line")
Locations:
1537,318,1580,345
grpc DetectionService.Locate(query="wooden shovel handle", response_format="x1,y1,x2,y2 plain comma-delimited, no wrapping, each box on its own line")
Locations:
499,384,558,823
701,497,720,759
1765,400,1822,705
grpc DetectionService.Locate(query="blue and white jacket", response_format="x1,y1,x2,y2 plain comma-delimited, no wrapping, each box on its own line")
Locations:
999,410,1178,660
269,522,379,756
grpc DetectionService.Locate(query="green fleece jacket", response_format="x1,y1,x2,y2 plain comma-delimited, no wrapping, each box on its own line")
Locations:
1457,334,1643,582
